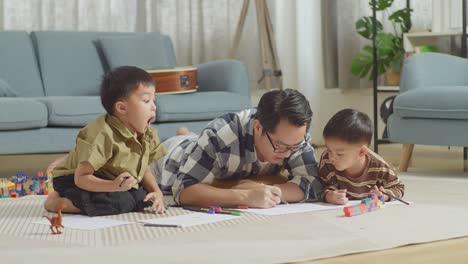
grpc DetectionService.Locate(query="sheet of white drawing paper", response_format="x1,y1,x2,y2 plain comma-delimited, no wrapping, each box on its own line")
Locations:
33,215,133,230
138,212,240,227
238,200,405,216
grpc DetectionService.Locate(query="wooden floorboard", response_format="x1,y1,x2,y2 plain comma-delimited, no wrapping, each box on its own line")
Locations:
300,236,468,264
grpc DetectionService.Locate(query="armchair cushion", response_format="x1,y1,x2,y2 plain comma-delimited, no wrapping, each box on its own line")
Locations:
393,86,468,120
400,53,468,93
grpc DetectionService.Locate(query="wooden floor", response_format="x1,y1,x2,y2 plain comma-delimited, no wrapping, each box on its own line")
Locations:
0,153,64,177
302,236,468,264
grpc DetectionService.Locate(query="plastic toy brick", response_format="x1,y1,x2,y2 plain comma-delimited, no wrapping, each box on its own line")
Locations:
359,203,368,213
343,194,385,217
0,171,56,199
361,198,371,206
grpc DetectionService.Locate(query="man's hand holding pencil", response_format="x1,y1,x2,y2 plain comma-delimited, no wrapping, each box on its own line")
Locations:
232,180,287,208
245,184,284,208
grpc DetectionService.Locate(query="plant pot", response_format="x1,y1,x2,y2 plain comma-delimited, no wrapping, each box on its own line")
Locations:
385,66,401,86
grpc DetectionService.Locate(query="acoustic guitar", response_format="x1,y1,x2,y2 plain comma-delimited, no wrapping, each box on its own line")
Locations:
147,66,198,94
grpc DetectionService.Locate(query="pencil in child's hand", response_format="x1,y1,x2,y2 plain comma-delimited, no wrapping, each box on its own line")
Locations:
119,176,130,187
381,190,410,205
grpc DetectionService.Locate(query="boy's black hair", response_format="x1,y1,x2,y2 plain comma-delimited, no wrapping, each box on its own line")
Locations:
256,88,312,133
323,109,372,145
100,66,155,115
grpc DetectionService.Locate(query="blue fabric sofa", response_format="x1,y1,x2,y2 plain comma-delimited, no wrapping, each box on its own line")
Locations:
0,31,251,155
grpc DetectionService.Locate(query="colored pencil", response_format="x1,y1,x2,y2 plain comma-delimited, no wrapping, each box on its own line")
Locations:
182,206,241,216
381,190,410,205
143,223,182,228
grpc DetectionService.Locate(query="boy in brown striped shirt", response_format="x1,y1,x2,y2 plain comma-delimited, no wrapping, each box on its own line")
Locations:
319,109,404,205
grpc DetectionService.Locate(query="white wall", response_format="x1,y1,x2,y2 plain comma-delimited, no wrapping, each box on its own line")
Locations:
314,89,395,147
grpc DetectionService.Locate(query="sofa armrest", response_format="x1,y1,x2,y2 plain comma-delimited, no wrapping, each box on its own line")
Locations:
400,52,468,93
197,60,250,96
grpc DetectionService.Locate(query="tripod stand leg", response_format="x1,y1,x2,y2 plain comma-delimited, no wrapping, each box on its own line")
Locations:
263,1,283,89
231,0,283,90
256,0,273,90
230,0,250,58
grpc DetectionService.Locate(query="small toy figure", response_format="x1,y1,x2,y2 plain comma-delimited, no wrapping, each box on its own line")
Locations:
29,181,39,194
11,172,30,196
43,203,66,235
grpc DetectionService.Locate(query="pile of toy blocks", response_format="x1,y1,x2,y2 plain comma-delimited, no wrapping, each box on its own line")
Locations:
343,193,385,217
0,171,53,198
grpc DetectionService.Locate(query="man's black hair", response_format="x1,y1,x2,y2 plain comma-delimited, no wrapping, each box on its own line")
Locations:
256,88,312,133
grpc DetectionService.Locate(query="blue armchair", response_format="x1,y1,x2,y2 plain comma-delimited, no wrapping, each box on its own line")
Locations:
387,52,468,171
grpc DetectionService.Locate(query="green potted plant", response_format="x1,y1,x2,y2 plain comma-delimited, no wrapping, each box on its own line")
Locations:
351,0,412,85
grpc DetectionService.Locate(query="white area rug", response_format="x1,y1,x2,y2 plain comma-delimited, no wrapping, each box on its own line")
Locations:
1,172,468,264
0,196,269,247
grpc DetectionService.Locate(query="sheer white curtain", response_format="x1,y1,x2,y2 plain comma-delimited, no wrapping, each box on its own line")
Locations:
272,0,323,140
2,0,262,89
322,0,372,90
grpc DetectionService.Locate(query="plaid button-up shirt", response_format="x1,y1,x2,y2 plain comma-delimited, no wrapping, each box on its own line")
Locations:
166,109,323,204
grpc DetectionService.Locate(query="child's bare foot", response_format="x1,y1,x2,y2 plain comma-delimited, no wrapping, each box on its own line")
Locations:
44,191,80,213
46,155,67,173
176,127,190,135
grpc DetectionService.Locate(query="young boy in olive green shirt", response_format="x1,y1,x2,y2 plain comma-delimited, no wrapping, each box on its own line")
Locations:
44,66,167,216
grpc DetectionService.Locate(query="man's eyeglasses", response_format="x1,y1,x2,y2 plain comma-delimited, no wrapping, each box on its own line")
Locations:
265,131,308,153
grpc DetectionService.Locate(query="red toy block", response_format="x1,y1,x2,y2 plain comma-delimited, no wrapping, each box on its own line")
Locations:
359,203,368,213
343,206,354,217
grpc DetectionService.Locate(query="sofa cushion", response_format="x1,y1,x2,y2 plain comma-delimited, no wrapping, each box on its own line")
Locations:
0,79,18,97
99,33,177,70
393,86,468,120
0,98,48,130
0,31,45,97
38,96,106,127
32,31,108,96
155,91,251,122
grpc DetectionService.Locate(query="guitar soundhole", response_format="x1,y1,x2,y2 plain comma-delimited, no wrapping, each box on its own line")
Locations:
180,75,189,87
